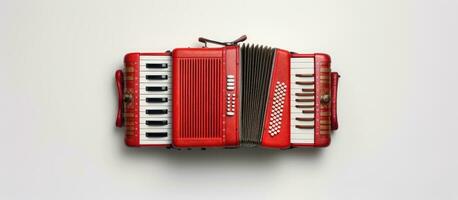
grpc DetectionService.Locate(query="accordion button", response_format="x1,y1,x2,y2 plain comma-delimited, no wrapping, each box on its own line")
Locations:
227,75,235,79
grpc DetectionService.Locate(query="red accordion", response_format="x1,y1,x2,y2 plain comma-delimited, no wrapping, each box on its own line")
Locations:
115,36,340,149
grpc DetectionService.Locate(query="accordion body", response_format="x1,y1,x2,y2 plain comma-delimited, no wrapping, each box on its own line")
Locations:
115,36,340,149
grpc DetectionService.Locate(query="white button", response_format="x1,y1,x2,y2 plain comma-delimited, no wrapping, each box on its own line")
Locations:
227,112,234,116
227,75,234,79
227,79,234,83
227,86,234,90
227,82,235,86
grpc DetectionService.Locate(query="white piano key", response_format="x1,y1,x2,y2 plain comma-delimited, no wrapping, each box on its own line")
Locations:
291,112,315,118
140,123,172,129
291,68,314,74
291,125,315,134
290,133,314,140
140,76,172,83
291,76,314,83
140,106,171,112
290,57,314,63
140,56,171,60
140,127,172,131
291,64,314,69
140,100,172,106
139,93,172,98
140,113,172,118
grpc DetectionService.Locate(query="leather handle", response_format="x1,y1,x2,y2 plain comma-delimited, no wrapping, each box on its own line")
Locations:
331,72,340,130
115,70,124,127
198,35,247,47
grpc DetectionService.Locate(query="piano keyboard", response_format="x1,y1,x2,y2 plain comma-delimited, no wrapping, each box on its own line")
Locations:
290,57,315,144
139,56,172,145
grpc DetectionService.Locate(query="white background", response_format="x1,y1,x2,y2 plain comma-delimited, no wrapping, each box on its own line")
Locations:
1,0,457,199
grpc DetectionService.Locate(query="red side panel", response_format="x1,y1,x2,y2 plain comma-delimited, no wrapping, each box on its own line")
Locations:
261,49,291,149
123,53,140,147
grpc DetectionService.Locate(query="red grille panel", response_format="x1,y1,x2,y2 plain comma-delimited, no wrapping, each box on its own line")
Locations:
173,56,225,146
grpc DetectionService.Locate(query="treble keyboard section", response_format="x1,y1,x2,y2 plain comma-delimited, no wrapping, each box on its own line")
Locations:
290,57,315,144
139,55,172,145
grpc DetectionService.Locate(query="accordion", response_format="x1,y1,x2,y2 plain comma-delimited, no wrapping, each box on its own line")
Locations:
115,35,340,149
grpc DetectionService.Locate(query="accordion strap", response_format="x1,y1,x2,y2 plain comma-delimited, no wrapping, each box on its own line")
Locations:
198,35,247,47
331,72,340,130
115,70,124,127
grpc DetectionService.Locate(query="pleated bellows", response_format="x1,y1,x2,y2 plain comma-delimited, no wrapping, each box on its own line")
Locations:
240,44,276,145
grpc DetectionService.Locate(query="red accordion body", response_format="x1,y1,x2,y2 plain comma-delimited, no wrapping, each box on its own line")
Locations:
116,36,340,149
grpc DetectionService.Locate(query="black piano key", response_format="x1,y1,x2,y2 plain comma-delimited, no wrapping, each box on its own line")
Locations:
295,117,315,121
295,81,315,85
295,105,314,108
146,63,168,69
146,86,168,91
302,110,315,114
302,88,314,92
296,125,315,129
146,75,168,80
145,120,168,126
295,74,314,78
145,132,168,138
145,109,168,115
146,98,168,103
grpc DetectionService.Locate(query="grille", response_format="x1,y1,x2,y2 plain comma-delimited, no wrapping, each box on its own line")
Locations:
177,58,223,139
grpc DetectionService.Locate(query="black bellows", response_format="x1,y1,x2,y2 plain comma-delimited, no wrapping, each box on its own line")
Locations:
240,44,276,145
